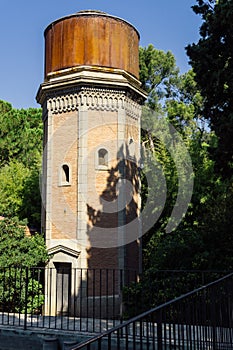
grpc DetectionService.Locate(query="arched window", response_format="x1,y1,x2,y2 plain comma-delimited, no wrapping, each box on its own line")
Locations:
98,148,108,167
59,164,71,186
62,164,70,183
128,137,135,158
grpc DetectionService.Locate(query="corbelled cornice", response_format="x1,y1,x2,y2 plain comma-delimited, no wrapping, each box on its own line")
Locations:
36,66,147,108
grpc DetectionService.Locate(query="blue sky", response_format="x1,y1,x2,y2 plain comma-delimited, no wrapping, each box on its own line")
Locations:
0,0,202,109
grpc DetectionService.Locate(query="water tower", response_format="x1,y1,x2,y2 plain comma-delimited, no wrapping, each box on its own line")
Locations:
37,10,146,316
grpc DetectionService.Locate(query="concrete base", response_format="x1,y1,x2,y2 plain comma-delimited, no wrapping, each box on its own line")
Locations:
0,327,83,350
75,295,121,319
42,336,58,350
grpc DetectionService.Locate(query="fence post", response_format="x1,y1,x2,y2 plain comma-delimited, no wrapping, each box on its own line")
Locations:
157,322,163,350
24,267,29,330
42,337,58,350
157,309,163,350
62,340,79,350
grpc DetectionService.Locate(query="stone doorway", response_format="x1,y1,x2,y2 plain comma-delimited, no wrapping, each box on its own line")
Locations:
54,262,71,316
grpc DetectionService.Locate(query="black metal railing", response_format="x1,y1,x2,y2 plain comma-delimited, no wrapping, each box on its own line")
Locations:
0,267,229,335
0,267,138,332
70,272,233,349
122,269,227,317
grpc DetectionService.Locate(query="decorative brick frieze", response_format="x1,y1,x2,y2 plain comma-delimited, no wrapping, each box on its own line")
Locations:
44,87,142,120
125,96,142,120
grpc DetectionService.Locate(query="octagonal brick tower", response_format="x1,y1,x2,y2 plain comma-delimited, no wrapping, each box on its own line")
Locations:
37,10,146,316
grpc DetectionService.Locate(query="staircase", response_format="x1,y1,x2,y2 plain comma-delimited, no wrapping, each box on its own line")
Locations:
71,272,233,349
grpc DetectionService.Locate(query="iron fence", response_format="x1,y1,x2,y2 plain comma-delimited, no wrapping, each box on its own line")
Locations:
70,272,233,349
122,269,227,317
0,267,138,333
0,267,229,335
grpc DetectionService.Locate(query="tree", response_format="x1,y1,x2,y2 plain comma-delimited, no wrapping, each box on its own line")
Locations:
0,217,48,268
0,100,42,168
184,0,233,268
0,217,49,313
0,101,42,228
140,36,233,276
0,102,45,313
139,45,233,271
139,45,192,223
186,0,233,177
139,46,207,245
139,44,180,112
0,161,29,218
0,159,41,229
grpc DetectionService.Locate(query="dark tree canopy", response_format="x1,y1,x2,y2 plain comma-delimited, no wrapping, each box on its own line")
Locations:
186,0,233,177
139,42,233,275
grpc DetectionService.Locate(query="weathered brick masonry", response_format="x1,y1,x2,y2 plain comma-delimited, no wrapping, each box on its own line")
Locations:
36,10,147,316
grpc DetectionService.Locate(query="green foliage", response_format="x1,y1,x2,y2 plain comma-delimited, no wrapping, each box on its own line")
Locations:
0,100,42,228
139,44,180,112
0,217,48,268
186,0,233,176
141,105,194,239
139,43,233,280
123,270,225,318
139,49,207,251
0,217,48,313
0,268,44,314
165,69,205,135
0,100,42,168
142,112,233,273
20,164,42,228
0,101,45,313
0,160,41,228
0,161,30,218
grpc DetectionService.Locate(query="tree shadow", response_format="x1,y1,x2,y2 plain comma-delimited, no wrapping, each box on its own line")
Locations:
86,143,141,274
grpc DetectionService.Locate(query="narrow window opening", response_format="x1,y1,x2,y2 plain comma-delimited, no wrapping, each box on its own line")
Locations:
59,163,71,186
62,164,69,183
98,148,108,167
